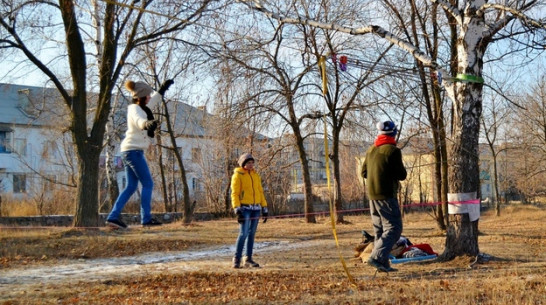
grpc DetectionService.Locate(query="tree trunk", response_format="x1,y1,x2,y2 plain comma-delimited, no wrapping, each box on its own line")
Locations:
104,111,119,213
61,0,110,228
157,135,171,212
432,125,446,231
442,213,479,260
439,2,490,259
440,129,449,229
73,145,101,227
492,152,500,216
224,157,233,213
331,129,345,224
441,98,482,259
435,88,449,231
294,133,316,223
302,169,316,223
442,80,482,259
179,160,192,224
162,99,193,224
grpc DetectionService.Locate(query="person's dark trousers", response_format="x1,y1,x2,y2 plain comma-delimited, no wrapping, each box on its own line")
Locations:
369,197,403,266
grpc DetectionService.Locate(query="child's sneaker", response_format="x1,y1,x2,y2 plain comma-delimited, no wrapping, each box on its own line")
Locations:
232,257,241,269
243,257,260,268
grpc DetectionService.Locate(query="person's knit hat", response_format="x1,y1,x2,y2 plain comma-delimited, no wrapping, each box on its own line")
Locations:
125,80,153,99
238,153,255,167
377,120,398,136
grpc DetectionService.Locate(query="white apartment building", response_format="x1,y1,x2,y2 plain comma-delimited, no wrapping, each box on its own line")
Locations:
0,83,265,206
0,83,75,200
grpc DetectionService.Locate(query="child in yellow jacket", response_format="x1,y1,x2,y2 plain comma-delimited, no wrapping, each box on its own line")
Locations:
231,153,268,268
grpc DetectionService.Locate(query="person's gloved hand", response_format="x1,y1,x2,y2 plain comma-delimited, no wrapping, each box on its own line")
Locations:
158,79,174,96
144,120,158,131
235,207,244,224
262,207,268,223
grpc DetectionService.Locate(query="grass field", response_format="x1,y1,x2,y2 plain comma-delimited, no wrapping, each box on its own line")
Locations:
0,205,545,304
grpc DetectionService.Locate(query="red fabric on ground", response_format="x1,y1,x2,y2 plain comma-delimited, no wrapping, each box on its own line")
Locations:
401,243,438,256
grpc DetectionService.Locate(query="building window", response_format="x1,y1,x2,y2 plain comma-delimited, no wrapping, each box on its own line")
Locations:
191,147,202,163
44,175,56,192
0,131,12,153
192,177,198,191
167,147,183,162
14,138,27,156
13,174,26,193
41,141,58,159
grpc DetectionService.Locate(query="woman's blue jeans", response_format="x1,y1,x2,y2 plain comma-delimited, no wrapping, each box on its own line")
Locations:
234,208,261,260
107,150,154,224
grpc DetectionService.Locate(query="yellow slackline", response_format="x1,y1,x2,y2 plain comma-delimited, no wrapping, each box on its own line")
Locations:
323,116,356,287
318,56,328,95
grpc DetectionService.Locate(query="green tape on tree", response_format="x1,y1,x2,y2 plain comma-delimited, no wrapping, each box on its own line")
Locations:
455,73,484,84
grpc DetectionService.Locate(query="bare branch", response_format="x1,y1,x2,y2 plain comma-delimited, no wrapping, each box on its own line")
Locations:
478,3,546,30
239,0,450,76
480,3,545,39
429,0,462,24
483,83,526,110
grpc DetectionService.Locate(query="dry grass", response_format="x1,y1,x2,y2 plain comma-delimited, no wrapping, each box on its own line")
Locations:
0,198,39,217
0,190,76,217
0,205,545,304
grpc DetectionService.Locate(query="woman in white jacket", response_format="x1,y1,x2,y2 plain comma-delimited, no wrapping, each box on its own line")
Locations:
106,79,173,228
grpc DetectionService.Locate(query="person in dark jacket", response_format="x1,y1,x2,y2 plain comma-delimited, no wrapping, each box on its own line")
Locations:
361,120,407,272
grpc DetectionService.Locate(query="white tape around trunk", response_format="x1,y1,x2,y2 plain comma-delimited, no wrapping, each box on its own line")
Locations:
447,192,480,222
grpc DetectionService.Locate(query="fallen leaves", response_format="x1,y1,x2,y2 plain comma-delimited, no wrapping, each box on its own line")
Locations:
1,210,545,304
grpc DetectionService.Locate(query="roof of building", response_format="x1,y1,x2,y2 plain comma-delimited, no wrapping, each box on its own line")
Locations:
0,83,64,127
1,82,268,141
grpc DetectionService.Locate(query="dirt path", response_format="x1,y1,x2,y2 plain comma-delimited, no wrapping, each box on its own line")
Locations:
0,239,323,292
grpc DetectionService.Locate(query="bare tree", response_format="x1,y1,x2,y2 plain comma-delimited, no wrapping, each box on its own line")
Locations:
481,93,512,215
103,90,125,212
209,12,322,222
0,0,215,227
209,82,251,214
241,0,545,259
305,24,396,223
510,75,546,202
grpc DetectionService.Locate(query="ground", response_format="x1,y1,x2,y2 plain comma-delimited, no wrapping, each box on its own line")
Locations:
0,205,545,304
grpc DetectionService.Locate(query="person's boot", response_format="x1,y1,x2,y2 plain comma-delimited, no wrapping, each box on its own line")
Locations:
232,257,241,269
367,258,388,272
383,261,398,272
367,258,397,273
243,256,260,268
